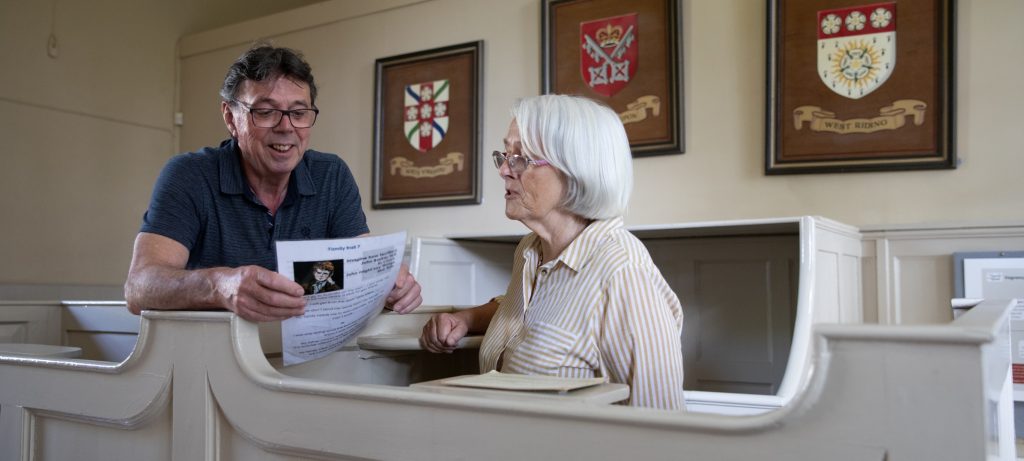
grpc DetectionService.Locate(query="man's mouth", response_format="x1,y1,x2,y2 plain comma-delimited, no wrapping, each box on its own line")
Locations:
270,143,293,152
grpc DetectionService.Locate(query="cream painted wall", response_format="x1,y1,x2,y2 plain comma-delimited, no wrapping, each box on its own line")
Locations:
179,0,1024,245
0,0,329,295
0,1,177,293
5,0,1019,292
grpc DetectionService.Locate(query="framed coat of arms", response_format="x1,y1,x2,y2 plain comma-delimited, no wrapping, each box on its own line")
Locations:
766,0,956,174
372,41,483,208
542,0,684,157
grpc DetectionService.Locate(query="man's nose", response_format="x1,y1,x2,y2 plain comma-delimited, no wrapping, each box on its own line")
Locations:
273,113,296,131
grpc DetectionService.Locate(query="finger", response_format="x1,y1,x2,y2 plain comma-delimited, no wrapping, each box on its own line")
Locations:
395,264,411,288
255,268,306,298
420,318,442,353
386,274,414,304
241,309,295,323
425,340,448,354
233,308,274,323
236,297,305,321
245,288,306,317
418,335,432,352
389,283,422,314
435,316,458,350
442,322,469,348
260,289,307,310
431,315,450,344
431,315,457,352
231,300,284,322
418,327,433,351
387,267,416,300
390,294,421,315
247,271,306,310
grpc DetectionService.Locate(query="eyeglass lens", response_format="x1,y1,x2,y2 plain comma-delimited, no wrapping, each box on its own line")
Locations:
250,108,318,128
492,151,529,174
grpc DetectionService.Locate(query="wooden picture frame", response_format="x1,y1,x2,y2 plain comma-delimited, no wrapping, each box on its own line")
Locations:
542,0,684,157
372,41,482,208
766,0,956,174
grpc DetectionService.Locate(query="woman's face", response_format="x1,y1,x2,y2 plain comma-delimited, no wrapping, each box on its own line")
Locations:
500,120,566,225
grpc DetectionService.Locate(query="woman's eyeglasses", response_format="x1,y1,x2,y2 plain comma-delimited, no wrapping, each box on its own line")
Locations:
492,151,549,176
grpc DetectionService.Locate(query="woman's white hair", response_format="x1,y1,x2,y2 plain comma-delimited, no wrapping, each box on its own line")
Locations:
510,94,633,220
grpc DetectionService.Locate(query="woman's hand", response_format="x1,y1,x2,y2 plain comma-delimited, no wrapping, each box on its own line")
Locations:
419,312,469,353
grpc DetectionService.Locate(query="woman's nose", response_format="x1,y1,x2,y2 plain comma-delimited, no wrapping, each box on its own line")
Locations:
493,154,512,176
497,158,515,178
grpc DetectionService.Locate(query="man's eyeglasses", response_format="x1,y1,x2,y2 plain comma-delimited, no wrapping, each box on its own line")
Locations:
231,100,319,128
492,151,550,176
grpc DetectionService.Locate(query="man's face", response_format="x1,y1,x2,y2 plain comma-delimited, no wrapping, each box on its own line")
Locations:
313,268,330,282
222,75,313,183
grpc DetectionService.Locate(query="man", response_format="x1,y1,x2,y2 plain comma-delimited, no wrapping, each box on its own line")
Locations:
302,261,340,295
124,44,421,322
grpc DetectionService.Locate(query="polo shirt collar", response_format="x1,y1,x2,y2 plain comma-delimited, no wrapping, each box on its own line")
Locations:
217,138,316,197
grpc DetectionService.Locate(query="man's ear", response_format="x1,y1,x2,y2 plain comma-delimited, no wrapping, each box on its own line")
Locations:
221,101,238,138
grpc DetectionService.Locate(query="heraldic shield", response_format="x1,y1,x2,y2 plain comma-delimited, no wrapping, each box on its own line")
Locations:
817,2,896,100
580,13,638,97
404,79,450,152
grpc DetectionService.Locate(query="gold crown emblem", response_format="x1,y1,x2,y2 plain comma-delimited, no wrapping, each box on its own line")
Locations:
595,23,623,47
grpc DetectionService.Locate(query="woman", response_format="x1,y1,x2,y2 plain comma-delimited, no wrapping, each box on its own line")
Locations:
420,95,685,410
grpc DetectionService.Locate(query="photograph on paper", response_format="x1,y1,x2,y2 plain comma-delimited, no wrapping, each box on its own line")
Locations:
276,232,406,366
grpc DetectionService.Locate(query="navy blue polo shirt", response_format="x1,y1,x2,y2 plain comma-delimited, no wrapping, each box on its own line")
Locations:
140,139,369,271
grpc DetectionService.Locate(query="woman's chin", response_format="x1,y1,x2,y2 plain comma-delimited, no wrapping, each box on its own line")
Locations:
504,206,523,222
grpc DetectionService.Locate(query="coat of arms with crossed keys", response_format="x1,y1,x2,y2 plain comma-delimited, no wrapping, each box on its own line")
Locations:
580,13,638,97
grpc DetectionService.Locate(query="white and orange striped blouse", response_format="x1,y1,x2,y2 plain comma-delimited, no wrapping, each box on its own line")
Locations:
478,217,685,410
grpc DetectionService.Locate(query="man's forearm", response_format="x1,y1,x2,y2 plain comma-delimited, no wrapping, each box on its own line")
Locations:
124,265,227,314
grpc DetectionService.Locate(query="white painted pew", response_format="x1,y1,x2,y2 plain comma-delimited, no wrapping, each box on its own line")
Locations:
0,300,138,361
410,216,864,414
0,299,1015,460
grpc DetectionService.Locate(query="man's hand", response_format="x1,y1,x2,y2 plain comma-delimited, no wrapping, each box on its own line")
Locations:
385,263,422,314
214,266,306,322
420,312,469,353
125,232,306,323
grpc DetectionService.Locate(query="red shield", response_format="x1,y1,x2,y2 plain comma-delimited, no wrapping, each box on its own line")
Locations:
580,13,639,97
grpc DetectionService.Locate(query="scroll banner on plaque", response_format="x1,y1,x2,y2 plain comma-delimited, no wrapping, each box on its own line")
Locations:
793,99,926,134
389,152,464,179
619,95,660,125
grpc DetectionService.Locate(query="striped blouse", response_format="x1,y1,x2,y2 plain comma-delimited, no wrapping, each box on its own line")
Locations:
478,217,686,410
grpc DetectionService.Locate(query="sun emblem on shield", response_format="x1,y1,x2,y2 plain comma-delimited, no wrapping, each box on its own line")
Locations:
817,3,896,99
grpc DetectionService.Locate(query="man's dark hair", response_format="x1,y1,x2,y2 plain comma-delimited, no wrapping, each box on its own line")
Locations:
219,43,318,105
